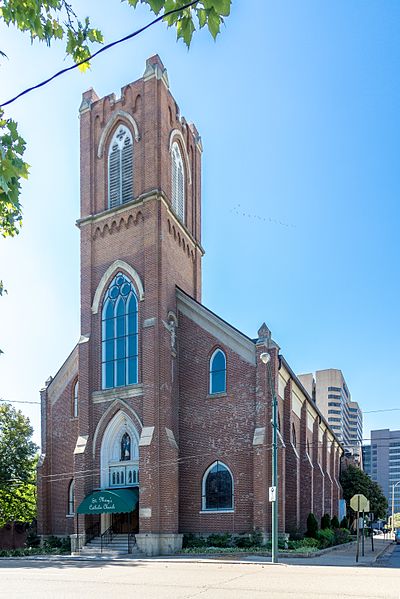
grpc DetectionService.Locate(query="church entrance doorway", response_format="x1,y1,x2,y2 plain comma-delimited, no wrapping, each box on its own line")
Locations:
112,504,138,533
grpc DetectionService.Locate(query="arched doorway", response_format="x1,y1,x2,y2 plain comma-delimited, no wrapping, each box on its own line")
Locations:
100,410,140,533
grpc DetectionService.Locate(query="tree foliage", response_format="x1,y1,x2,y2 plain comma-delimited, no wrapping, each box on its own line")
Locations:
0,0,231,237
0,403,38,526
340,464,388,520
0,109,29,238
305,512,319,538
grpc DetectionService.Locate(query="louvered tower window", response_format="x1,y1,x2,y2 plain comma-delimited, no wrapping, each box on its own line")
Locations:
108,126,133,209
171,142,185,222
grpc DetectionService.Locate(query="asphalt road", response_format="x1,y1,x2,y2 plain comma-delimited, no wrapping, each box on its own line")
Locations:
377,542,400,568
0,558,399,599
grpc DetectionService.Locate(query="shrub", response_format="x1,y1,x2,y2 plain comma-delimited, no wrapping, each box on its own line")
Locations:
333,528,350,545
306,513,319,538
26,530,41,548
207,533,232,548
301,537,320,548
321,513,331,530
316,529,335,548
287,537,319,551
340,516,349,529
331,515,340,529
250,529,264,547
42,535,71,553
182,534,207,549
43,535,63,549
234,535,253,549
289,530,304,541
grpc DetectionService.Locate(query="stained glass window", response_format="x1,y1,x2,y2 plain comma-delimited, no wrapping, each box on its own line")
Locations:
68,480,75,515
292,423,297,449
120,432,131,461
102,272,138,389
202,461,233,511
209,349,226,394
73,380,79,418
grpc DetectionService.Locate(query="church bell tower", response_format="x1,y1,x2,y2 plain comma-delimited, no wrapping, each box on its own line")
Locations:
75,55,203,554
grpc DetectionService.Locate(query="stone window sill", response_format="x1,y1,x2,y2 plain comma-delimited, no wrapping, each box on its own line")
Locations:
199,510,234,514
92,383,143,403
66,514,75,518
206,392,228,399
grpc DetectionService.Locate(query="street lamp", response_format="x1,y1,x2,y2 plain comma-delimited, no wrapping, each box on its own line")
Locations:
260,351,278,564
391,480,400,537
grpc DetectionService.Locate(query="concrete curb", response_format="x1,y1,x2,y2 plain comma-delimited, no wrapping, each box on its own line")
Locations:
0,541,356,563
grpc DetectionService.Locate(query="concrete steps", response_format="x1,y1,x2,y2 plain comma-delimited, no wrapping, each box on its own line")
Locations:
80,534,142,558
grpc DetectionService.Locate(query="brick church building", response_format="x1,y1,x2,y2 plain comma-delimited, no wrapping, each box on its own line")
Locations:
37,56,343,556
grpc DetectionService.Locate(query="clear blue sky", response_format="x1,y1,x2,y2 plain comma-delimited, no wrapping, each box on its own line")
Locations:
0,0,399,448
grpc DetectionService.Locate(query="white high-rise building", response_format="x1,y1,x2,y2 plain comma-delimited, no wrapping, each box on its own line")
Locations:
298,369,362,464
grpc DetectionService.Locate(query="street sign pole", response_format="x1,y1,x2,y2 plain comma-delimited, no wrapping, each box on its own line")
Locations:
356,507,360,563
350,493,370,563
361,510,365,557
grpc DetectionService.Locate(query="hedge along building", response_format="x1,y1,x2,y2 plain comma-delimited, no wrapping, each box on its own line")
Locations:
37,56,343,556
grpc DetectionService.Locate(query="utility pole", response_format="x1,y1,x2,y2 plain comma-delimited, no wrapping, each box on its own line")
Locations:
260,352,279,564
271,384,278,563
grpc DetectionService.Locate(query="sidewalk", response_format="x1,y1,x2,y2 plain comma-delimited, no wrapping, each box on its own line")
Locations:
242,537,393,567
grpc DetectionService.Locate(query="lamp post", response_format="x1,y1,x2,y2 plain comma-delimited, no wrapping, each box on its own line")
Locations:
260,351,278,564
391,480,400,537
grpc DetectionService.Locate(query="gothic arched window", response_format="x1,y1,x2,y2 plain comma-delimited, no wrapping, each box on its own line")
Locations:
120,432,131,461
102,272,138,389
171,142,185,222
292,423,297,449
209,349,226,395
108,125,133,209
72,379,79,418
68,480,75,515
202,461,233,511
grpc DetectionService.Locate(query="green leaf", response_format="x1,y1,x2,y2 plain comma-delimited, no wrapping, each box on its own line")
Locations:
147,0,165,14
207,0,231,17
197,8,207,28
207,7,221,39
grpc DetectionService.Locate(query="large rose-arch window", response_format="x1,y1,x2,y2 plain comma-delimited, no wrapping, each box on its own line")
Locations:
102,272,138,389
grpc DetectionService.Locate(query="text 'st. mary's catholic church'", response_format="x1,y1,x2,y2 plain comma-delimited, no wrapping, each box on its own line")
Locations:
38,56,343,556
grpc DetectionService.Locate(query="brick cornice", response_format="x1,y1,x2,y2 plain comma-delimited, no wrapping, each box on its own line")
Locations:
76,190,205,256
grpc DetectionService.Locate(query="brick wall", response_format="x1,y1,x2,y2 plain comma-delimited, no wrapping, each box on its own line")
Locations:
38,56,343,543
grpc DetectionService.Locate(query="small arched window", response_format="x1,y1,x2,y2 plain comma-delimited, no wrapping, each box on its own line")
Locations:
292,423,297,449
209,349,226,395
120,432,131,461
68,480,75,515
108,125,133,209
202,461,233,511
171,142,185,222
72,380,79,418
102,272,138,389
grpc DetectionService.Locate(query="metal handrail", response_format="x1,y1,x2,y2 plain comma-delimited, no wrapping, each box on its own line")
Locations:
85,522,100,544
128,532,136,554
101,525,113,552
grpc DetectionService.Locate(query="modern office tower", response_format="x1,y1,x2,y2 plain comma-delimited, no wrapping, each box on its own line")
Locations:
362,445,372,476
363,429,400,515
298,369,363,464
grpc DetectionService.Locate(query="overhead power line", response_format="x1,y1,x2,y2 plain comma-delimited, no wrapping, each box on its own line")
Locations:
2,397,400,416
0,0,199,108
